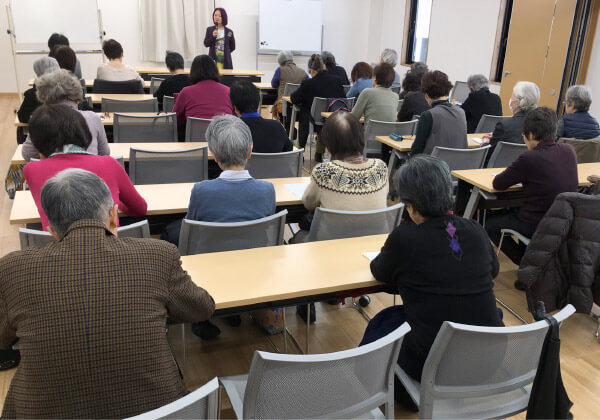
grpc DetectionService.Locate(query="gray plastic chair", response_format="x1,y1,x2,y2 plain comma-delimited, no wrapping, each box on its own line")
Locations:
397,99,404,112
246,149,304,178
391,86,401,94
343,84,351,95
129,146,209,185
101,97,158,113
364,119,418,156
125,377,219,420
306,203,404,242
431,146,490,172
486,141,527,168
113,113,177,143
185,117,212,142
309,97,355,141
178,210,288,256
281,82,300,118
117,220,151,239
475,114,510,134
396,305,575,419
449,81,470,104
149,77,165,95
220,322,411,419
163,96,175,113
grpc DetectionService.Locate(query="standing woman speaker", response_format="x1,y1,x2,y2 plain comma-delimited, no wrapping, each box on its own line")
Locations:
204,8,236,70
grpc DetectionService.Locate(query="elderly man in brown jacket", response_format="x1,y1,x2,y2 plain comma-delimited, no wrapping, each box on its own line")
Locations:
0,168,215,419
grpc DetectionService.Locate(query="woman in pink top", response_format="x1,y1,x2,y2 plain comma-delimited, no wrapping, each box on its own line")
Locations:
23,104,147,231
172,54,234,127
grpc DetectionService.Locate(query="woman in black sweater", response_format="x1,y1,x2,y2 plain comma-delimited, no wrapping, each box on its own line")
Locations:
361,155,503,408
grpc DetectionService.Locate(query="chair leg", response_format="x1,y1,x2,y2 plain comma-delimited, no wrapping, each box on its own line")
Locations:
592,311,600,343
351,297,371,321
384,398,394,419
496,231,506,257
496,298,528,324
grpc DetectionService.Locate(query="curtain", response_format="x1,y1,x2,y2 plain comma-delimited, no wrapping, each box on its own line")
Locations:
140,0,212,61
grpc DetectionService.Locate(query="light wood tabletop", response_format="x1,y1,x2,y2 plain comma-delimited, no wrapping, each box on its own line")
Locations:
376,133,484,152
87,93,155,104
182,234,384,310
452,162,600,193
10,177,310,225
28,79,272,91
15,112,171,128
11,142,211,165
135,67,264,77
282,96,292,103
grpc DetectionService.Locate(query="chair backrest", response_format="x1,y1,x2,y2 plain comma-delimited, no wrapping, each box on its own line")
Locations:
117,220,151,238
307,203,405,242
363,119,418,156
246,149,304,178
343,84,351,94
449,81,470,104
19,228,54,249
486,141,528,168
178,210,288,256
281,83,301,117
391,86,401,94
150,77,165,95
147,73,169,80
113,113,177,142
93,79,144,94
310,97,353,127
397,99,404,112
185,117,212,142
125,377,219,420
242,323,411,419
475,114,510,134
129,146,209,185
163,95,175,113
101,98,158,113
418,305,575,419
79,78,87,94
431,146,490,173
557,136,600,163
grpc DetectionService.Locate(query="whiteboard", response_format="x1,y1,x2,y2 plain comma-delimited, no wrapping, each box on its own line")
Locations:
258,0,322,54
10,0,101,47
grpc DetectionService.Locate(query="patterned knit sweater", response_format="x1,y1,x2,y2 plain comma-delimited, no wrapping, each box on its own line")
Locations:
302,159,389,211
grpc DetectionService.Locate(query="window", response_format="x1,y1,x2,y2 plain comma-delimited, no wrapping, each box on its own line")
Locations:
405,0,433,64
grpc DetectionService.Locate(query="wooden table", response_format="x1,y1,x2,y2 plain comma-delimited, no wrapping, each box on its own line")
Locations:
452,163,600,219
135,67,264,77
87,93,155,104
15,112,164,128
10,177,310,225
11,142,211,165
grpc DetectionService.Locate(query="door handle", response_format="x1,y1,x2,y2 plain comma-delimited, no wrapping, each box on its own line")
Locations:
503,71,511,78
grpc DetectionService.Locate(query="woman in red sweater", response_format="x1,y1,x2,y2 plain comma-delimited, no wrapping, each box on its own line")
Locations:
23,104,147,231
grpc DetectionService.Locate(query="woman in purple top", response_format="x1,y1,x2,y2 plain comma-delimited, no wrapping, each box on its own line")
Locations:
204,8,235,70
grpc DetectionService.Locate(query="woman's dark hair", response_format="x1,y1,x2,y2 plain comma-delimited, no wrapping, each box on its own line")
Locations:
230,80,260,114
213,8,228,26
523,107,557,141
307,54,324,73
189,55,220,84
421,70,453,99
29,104,92,157
165,51,185,72
321,111,365,159
48,33,69,49
374,63,395,88
350,62,373,83
402,71,421,92
52,46,77,73
102,39,123,60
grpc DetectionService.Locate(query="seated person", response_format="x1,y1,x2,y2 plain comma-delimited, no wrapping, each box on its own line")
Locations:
0,168,214,419
172,54,234,129
361,155,503,409
271,50,307,121
397,61,429,98
346,61,373,99
557,85,600,139
48,33,82,79
461,74,502,133
397,71,430,122
49,46,90,110
481,81,539,160
322,51,350,85
230,79,292,152
22,69,109,160
17,57,59,123
96,39,144,82
290,54,345,162
23,104,146,231
380,48,402,89
486,107,578,276
411,71,468,155
153,51,190,105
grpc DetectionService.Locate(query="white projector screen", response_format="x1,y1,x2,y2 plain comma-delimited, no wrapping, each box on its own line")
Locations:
258,0,322,54
10,0,101,47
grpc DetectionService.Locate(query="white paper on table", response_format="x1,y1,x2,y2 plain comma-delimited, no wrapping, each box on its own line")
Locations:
285,182,309,200
363,252,379,262
471,137,483,144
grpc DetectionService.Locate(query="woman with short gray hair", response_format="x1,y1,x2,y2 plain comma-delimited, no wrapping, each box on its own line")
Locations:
557,85,600,139
461,73,502,133
17,57,60,124
360,154,503,410
271,49,307,119
380,48,401,88
21,69,109,160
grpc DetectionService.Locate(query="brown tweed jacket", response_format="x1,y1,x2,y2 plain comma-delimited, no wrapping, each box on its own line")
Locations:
0,219,215,419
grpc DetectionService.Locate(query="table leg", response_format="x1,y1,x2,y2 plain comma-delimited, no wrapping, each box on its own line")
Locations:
305,303,310,354
289,106,297,141
463,187,482,219
282,307,288,353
